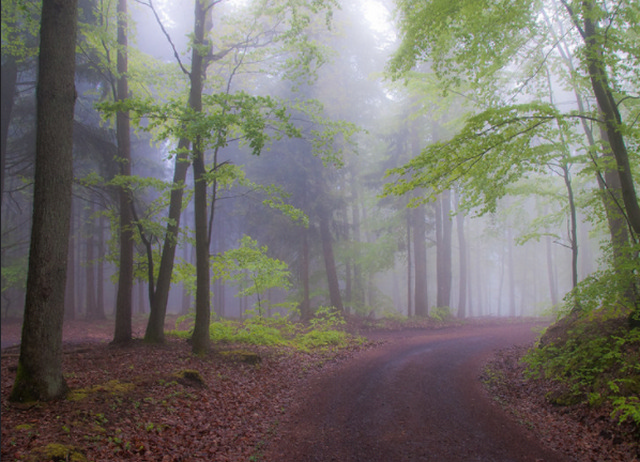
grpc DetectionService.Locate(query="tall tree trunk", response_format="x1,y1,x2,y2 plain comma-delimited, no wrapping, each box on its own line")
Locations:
112,0,133,344
436,192,452,308
318,205,343,312
144,138,190,342
10,0,78,403
564,0,640,238
455,191,467,318
1,56,18,205
350,177,364,307
299,226,311,321
507,229,516,317
190,0,213,355
406,211,413,317
65,203,76,320
545,232,559,307
412,205,428,317
96,213,106,319
85,203,97,319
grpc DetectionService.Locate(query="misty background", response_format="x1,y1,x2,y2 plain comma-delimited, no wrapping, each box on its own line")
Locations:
1,0,607,323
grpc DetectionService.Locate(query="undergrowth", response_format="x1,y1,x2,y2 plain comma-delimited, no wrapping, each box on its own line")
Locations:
522,309,640,430
168,306,363,352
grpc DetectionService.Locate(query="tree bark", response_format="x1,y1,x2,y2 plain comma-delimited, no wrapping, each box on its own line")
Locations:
85,202,97,319
144,139,190,343
455,191,467,318
299,226,311,321
1,56,18,205
190,0,213,355
65,204,76,320
10,0,78,402
318,205,344,312
412,205,428,317
436,192,452,308
565,0,640,238
112,0,133,344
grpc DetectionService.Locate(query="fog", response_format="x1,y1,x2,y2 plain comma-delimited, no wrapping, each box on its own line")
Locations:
1,0,614,324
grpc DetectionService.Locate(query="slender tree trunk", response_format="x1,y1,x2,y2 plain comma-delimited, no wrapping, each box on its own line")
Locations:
412,205,428,317
455,191,467,318
10,0,78,403
299,226,311,321
190,0,213,355
1,56,18,205
144,139,190,342
113,0,133,344
406,211,413,317
65,204,76,320
545,232,559,306
318,205,343,312
507,229,516,317
96,213,106,319
436,192,452,308
85,204,97,319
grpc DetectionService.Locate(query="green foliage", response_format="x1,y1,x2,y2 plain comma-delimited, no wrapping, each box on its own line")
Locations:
212,235,295,317
430,306,452,322
1,256,28,294
309,305,346,330
523,315,640,428
168,308,357,352
383,103,574,215
295,329,349,350
1,0,40,61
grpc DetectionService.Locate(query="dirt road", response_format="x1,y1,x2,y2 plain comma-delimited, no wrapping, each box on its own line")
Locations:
265,322,568,462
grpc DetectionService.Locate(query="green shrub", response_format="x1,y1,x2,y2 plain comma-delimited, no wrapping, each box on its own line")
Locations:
523,315,640,428
430,306,452,322
295,329,349,350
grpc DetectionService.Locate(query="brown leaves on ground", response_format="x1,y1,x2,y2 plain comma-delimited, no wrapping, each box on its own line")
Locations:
483,344,640,462
1,330,371,462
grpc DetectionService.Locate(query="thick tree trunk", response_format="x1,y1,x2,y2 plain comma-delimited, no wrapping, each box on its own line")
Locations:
112,0,133,344
10,0,78,403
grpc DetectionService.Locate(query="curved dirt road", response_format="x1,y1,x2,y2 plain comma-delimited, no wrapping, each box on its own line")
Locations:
265,323,568,462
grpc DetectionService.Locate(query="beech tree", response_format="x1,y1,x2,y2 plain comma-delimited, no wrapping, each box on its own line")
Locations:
10,0,78,402
386,0,639,322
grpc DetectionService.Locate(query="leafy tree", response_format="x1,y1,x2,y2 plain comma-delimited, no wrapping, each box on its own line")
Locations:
211,235,294,318
386,0,639,322
10,0,78,402
112,0,134,344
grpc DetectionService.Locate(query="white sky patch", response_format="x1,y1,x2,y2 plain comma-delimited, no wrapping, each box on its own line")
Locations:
362,0,393,36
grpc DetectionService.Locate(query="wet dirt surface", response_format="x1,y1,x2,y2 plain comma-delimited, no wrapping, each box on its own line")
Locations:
265,323,569,462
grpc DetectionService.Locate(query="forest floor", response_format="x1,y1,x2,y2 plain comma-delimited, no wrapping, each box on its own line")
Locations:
1,316,638,461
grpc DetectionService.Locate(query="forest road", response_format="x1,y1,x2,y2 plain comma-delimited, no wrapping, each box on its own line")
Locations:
264,322,569,462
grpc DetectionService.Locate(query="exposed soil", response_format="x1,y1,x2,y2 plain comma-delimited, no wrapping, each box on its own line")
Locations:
2,318,637,461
